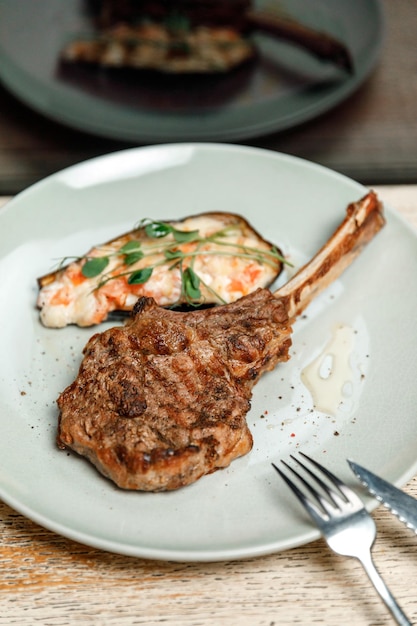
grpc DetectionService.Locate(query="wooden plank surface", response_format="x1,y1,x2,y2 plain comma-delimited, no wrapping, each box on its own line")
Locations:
0,186,416,625
0,0,417,194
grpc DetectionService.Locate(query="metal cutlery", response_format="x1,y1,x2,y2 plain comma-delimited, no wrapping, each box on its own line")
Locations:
274,452,411,626
349,459,417,534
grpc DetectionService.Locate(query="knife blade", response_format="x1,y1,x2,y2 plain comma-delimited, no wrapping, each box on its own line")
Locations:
348,460,417,534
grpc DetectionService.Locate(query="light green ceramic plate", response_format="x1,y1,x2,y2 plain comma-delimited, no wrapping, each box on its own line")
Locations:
0,144,416,561
0,0,383,141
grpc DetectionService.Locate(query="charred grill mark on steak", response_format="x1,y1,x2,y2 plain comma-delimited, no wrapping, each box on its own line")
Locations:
57,192,385,491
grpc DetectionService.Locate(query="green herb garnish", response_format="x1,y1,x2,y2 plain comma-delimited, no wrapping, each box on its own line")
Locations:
74,219,289,307
82,256,109,278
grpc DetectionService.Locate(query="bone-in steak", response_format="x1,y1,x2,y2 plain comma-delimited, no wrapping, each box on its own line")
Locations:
57,289,291,490
57,192,385,491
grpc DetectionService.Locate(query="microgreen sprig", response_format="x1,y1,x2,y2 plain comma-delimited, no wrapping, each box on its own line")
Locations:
73,219,289,306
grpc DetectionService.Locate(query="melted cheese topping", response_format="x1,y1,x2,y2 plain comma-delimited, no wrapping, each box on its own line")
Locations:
38,214,281,328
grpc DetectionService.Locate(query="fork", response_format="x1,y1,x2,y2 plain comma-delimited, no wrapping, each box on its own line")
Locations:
273,452,411,626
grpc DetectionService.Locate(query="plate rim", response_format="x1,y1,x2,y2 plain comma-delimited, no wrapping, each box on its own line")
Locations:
1,142,417,562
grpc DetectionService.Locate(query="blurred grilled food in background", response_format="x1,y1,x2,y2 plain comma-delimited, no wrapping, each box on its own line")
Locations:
60,0,352,75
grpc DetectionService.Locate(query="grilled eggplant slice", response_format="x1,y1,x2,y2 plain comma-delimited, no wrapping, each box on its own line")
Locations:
63,1,352,75
60,23,256,74
37,212,285,328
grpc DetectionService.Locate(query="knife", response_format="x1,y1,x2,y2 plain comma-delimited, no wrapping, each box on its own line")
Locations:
348,460,417,534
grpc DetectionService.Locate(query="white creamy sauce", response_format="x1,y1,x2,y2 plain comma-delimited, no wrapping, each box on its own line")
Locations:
301,325,355,415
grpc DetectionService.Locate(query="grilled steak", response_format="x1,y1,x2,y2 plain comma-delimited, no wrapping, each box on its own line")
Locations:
57,192,384,491
58,289,291,490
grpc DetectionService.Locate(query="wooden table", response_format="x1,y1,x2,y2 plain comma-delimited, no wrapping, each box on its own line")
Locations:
1,0,417,195
0,185,416,625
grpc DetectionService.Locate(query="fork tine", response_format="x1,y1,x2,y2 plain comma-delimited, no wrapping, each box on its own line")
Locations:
299,452,364,508
272,462,327,527
299,452,346,494
289,454,343,511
